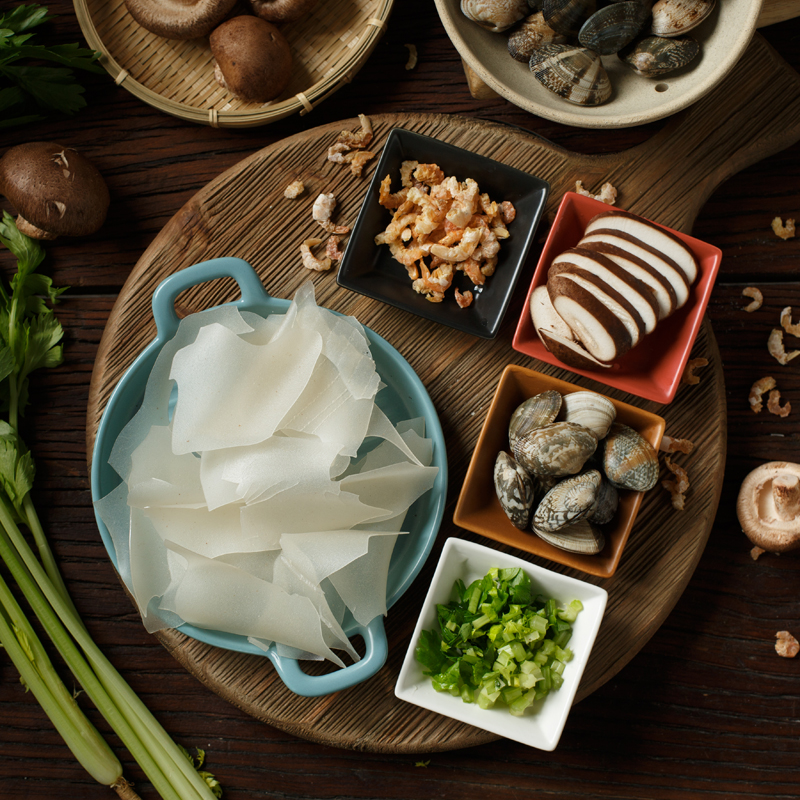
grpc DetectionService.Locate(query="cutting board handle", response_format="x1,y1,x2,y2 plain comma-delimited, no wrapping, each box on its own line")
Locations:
589,33,800,231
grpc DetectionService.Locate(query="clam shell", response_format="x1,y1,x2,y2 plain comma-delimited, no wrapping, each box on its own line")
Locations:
619,35,700,76
578,1,649,55
533,469,602,532
650,0,715,37
533,518,606,554
530,44,612,106
589,478,619,524
494,451,536,529
512,420,598,477
541,0,596,37
508,12,567,62
509,389,562,451
558,390,617,439
603,422,659,491
461,0,530,32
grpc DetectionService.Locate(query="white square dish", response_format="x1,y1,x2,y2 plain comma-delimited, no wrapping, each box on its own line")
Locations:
394,537,608,750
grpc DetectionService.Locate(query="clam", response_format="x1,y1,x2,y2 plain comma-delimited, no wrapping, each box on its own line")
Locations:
578,1,650,55
603,422,659,491
650,0,715,37
461,0,530,32
494,451,536,529
530,44,612,106
532,469,602,532
619,34,700,76
589,477,619,524
541,0,596,37
508,12,567,62
533,517,605,554
558,390,616,439
508,389,562,451
512,420,598,478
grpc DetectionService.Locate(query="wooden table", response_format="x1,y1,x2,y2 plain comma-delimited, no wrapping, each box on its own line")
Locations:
1,2,799,798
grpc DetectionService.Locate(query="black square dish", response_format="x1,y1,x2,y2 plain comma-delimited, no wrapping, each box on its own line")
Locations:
337,128,550,339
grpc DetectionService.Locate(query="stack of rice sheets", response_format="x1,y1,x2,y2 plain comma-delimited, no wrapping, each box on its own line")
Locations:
95,283,439,667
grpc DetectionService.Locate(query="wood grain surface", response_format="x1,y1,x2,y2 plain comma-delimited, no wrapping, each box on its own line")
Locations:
2,1,800,798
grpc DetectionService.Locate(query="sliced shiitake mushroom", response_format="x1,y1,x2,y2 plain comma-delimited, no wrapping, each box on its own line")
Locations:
577,239,678,320
547,275,633,363
584,210,698,283
579,228,691,310
551,247,660,334
538,329,613,370
548,267,641,354
529,283,575,342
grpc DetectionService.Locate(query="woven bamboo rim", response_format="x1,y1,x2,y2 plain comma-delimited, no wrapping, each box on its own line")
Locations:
73,0,394,128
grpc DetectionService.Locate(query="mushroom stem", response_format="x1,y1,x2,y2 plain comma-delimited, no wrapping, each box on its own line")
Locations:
773,474,800,520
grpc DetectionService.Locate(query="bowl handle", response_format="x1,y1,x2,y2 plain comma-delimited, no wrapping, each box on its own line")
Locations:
266,616,389,698
151,257,270,340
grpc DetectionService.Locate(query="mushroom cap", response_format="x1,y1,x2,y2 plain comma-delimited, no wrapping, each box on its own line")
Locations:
0,142,110,239
210,16,293,103
736,461,800,553
249,0,318,23
124,0,239,40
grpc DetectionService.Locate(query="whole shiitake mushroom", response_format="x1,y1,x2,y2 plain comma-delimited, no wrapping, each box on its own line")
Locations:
249,0,318,23
210,15,293,103
124,0,239,40
0,142,110,240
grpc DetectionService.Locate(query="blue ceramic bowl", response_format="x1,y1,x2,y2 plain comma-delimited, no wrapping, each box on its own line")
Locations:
91,257,448,697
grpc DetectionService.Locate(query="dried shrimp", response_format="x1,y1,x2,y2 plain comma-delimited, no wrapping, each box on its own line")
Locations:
741,286,763,312
375,160,515,306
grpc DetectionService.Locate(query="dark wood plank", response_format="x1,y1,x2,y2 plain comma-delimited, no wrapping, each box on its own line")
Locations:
1,0,800,798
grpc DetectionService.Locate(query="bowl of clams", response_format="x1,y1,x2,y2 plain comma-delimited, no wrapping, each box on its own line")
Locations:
434,0,763,128
453,364,665,577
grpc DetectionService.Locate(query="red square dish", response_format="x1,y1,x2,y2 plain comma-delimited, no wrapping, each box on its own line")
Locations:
512,192,722,404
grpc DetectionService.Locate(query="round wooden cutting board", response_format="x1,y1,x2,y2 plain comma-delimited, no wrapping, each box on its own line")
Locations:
86,40,800,752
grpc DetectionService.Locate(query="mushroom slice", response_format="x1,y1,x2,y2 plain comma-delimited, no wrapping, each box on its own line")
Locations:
579,229,691,310
0,142,110,239
578,239,677,320
737,461,800,553
529,284,575,342
584,210,698,284
551,247,659,334
548,269,638,358
538,330,613,371
124,0,239,39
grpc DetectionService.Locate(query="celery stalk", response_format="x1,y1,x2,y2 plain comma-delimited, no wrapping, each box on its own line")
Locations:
0,505,216,800
0,576,123,789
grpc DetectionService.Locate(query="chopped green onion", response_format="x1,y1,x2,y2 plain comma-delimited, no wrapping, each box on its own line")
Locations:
415,566,582,715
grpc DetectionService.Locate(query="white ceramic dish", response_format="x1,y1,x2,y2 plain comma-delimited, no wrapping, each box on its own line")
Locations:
394,537,608,750
434,0,763,129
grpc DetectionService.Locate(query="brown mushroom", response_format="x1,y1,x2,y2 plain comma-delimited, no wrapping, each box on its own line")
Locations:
249,0,318,23
210,16,292,103
123,0,239,40
736,461,800,552
0,142,110,240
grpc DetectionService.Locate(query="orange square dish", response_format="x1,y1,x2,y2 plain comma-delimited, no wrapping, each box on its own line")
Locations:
453,364,666,578
512,192,722,404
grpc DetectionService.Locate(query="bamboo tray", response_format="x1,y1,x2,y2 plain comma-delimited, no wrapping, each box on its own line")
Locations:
85,35,800,751
73,0,393,127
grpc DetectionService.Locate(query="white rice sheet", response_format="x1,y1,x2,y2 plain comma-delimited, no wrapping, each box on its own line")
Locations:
98,283,439,665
